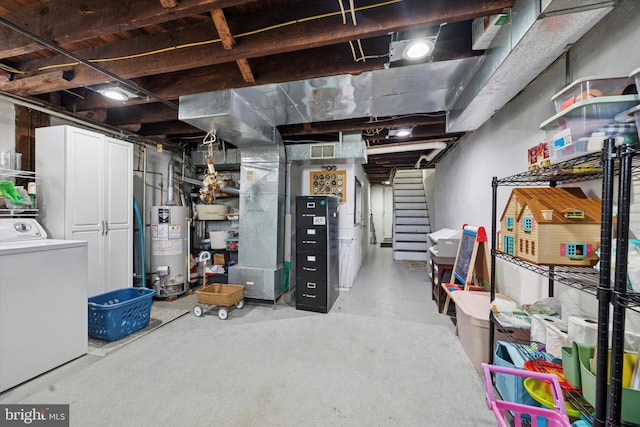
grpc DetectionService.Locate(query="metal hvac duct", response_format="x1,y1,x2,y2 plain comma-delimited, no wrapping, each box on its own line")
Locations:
179,88,286,302
446,0,616,132
180,1,615,146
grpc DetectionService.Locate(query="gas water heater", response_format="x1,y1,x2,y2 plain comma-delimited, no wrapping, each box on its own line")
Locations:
150,205,188,298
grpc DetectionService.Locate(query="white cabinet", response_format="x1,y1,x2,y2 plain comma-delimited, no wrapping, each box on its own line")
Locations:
36,125,133,297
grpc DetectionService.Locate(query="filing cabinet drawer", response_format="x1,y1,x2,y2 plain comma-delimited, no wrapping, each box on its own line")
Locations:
297,252,327,278
296,226,327,252
296,279,327,308
296,197,329,219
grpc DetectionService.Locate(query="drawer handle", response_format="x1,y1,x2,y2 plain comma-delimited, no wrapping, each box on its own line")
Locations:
307,282,317,289
303,267,317,272
302,240,317,244
302,293,317,299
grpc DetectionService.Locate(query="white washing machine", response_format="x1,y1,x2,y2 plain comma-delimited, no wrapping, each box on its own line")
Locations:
0,218,89,392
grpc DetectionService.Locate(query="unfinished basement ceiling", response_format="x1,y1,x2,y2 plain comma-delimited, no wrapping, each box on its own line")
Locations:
0,0,613,183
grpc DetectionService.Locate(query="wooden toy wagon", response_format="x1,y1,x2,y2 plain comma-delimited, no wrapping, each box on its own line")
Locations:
193,283,245,320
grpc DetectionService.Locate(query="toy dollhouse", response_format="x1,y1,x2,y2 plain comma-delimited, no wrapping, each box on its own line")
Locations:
499,187,602,266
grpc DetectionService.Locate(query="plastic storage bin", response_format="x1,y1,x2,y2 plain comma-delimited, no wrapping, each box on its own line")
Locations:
494,341,541,408
631,67,640,97
540,95,640,163
225,237,239,251
552,76,635,113
577,342,640,424
88,287,155,341
196,204,229,220
452,291,511,372
560,341,585,388
629,104,640,140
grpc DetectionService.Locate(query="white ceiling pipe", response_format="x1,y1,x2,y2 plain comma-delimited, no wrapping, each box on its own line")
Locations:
366,140,448,155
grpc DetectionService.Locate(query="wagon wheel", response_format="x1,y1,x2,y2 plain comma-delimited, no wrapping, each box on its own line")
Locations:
236,299,245,309
193,305,204,317
218,307,228,320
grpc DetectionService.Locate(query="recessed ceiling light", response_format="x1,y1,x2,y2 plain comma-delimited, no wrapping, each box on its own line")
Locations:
388,127,413,138
402,39,435,60
99,88,129,101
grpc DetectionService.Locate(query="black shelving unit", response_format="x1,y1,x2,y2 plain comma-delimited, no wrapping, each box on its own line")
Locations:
489,139,640,427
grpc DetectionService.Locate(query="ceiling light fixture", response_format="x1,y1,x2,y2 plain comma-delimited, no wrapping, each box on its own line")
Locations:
402,39,435,60
388,127,413,138
98,88,130,101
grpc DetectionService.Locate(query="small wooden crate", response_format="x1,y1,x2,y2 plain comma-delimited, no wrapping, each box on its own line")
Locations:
195,284,244,307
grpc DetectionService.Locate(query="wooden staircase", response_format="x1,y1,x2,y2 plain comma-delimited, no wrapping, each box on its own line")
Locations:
392,170,430,261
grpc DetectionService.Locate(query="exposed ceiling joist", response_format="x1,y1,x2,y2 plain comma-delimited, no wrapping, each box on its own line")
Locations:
0,0,524,184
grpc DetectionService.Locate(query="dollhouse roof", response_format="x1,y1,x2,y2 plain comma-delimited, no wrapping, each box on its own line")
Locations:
502,187,602,225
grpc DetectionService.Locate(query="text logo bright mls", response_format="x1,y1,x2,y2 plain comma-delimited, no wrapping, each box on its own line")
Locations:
1,405,69,426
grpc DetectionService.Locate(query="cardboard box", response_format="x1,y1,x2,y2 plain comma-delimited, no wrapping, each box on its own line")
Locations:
213,253,227,265
527,142,549,170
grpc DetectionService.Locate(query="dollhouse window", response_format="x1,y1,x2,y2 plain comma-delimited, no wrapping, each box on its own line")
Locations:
522,217,533,232
506,216,514,230
564,209,585,220
566,243,587,259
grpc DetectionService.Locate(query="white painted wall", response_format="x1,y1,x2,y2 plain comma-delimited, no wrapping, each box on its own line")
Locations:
369,185,382,244
295,161,369,289
434,0,640,337
422,169,436,230
0,101,15,153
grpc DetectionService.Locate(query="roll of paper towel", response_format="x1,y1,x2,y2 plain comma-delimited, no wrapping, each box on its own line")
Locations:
531,314,568,347
545,323,570,359
568,316,599,346
530,314,569,357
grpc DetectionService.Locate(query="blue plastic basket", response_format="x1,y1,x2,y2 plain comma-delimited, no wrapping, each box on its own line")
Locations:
88,287,155,342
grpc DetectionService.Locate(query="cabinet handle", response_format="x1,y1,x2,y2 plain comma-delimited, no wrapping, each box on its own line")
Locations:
104,221,109,234
303,267,317,272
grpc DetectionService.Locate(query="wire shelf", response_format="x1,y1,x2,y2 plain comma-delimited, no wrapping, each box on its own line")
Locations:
495,252,599,293
495,152,604,186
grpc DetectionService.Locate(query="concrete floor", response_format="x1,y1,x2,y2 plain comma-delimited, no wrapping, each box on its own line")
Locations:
0,244,497,426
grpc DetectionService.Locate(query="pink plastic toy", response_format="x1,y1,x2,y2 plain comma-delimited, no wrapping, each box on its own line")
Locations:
481,363,572,427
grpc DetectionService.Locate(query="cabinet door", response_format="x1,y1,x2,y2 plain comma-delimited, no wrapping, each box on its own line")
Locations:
67,128,104,295
104,138,133,290
67,128,103,234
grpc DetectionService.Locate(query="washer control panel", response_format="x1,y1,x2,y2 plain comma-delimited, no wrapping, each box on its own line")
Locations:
0,218,48,242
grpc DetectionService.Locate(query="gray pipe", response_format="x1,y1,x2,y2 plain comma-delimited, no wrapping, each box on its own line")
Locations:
166,161,176,206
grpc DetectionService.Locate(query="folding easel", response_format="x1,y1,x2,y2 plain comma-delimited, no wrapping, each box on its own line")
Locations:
441,225,490,314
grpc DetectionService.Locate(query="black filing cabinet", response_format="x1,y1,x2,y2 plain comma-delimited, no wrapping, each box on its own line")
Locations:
295,196,339,313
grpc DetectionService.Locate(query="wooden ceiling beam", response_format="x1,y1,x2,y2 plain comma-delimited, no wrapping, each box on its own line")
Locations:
279,115,447,136
106,103,178,126
159,0,179,8
235,58,255,83
63,45,379,111
211,9,235,50
3,0,513,93
0,0,255,59
3,70,71,94
210,8,255,83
